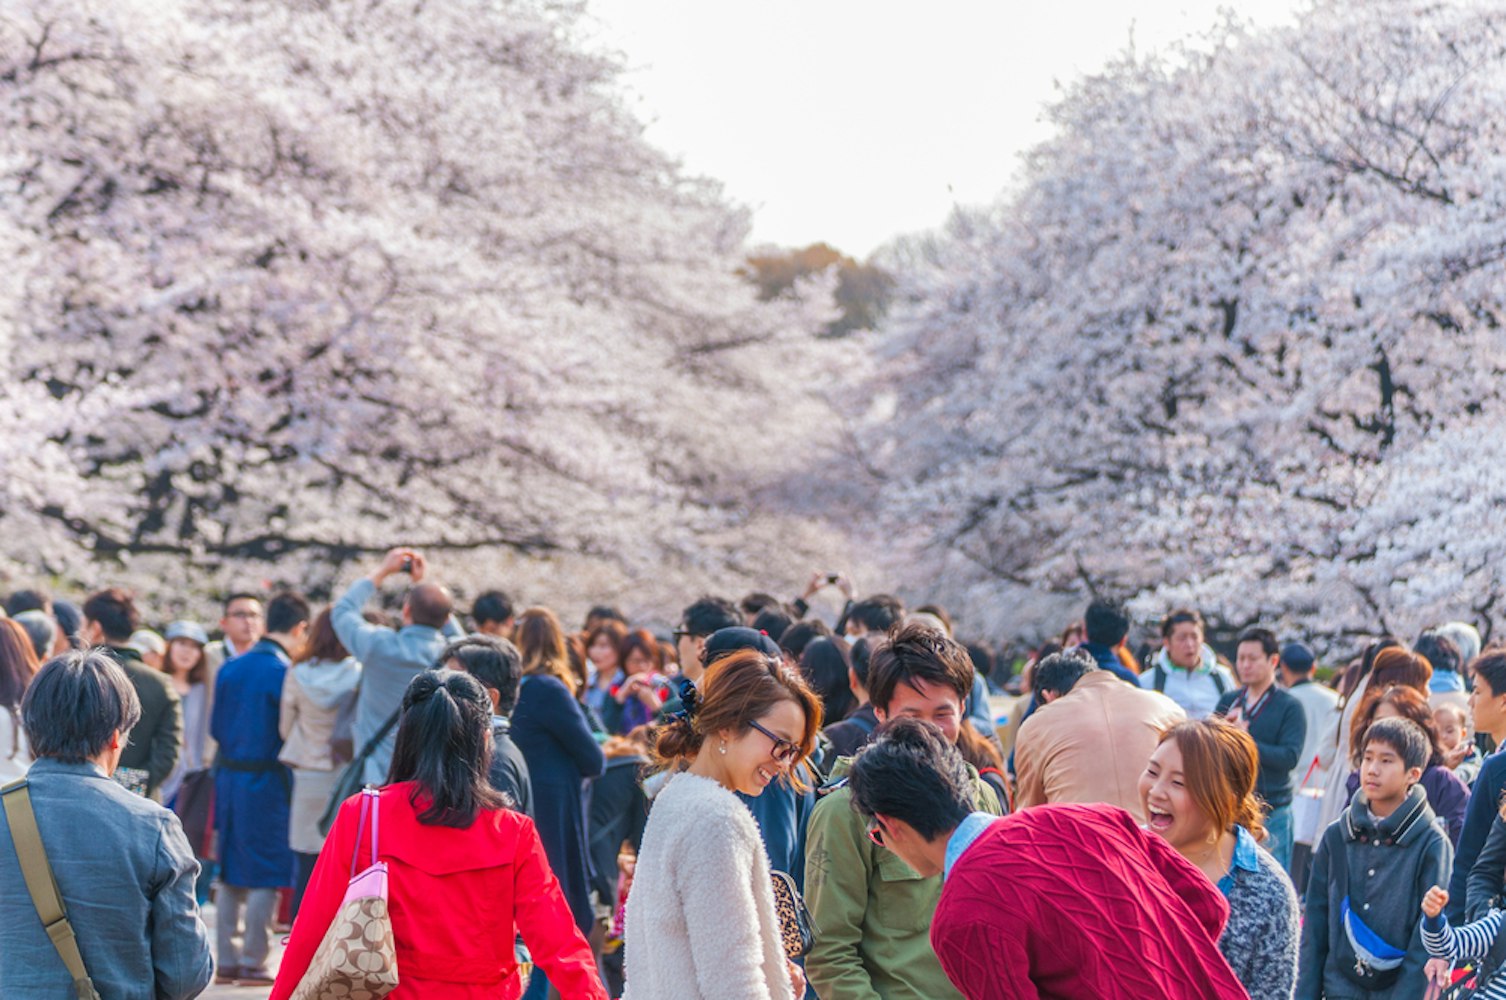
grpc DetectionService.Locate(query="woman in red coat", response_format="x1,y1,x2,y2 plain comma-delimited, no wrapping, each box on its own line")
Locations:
270,669,607,1000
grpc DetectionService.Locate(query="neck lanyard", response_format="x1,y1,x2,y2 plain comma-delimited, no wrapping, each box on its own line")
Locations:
1239,686,1274,725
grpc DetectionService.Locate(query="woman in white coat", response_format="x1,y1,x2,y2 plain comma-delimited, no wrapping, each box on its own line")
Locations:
623,647,822,1000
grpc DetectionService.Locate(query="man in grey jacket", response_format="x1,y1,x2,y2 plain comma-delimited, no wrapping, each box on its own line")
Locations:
333,547,461,782
0,650,212,999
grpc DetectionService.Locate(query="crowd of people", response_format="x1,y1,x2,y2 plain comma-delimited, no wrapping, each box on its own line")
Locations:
1,550,1505,999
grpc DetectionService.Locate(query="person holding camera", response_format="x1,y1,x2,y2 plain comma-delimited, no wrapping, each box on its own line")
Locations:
331,548,462,784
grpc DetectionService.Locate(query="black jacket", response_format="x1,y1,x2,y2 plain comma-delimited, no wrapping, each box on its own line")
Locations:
1465,814,1506,973
587,754,648,905
107,646,182,800
1216,685,1307,808
487,717,532,817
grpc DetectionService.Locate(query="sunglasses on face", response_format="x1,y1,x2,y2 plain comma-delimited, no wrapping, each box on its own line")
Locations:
866,816,887,848
747,719,801,764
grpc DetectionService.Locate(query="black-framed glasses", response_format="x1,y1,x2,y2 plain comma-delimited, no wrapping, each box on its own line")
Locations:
672,627,693,643
747,719,801,764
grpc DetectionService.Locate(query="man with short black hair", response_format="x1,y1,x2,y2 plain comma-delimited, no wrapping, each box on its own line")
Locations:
843,593,905,640
1140,608,1235,718
846,719,1247,1000
805,622,1003,1000
583,605,626,633
333,547,461,783
210,590,311,986
1015,649,1184,821
739,591,783,624
1079,597,1141,684
671,595,741,683
82,588,181,799
1215,626,1306,871
4,586,52,617
470,590,516,637
0,651,213,999
440,635,531,815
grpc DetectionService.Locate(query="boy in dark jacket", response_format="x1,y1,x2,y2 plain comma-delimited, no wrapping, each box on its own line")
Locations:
1297,716,1454,999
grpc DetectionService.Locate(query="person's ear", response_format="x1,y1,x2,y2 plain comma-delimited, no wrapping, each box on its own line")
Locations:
873,706,889,724
487,687,501,713
1407,766,1425,786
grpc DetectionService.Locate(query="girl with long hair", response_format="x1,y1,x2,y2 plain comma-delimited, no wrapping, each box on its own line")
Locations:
511,606,606,1000
271,670,605,999
1140,718,1300,1000
623,649,823,1000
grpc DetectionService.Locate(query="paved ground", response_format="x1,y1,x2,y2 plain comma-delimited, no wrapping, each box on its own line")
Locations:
199,902,279,999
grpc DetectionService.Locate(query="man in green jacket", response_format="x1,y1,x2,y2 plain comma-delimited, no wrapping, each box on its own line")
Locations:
804,622,1004,1000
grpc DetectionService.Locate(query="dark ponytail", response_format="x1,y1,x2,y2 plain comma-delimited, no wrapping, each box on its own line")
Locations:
387,669,506,826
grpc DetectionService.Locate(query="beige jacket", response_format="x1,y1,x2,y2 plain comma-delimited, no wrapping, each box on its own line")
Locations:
278,658,361,771
1014,670,1185,823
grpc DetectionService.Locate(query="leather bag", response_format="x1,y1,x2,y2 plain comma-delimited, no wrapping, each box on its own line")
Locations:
289,786,398,1000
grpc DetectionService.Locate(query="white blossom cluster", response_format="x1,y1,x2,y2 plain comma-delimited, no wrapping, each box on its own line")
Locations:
861,0,1506,647
0,0,850,619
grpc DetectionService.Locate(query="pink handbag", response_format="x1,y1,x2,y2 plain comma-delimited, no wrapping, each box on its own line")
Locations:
289,787,399,1000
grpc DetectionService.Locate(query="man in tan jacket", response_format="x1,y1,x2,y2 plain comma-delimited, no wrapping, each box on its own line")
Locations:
1014,649,1184,823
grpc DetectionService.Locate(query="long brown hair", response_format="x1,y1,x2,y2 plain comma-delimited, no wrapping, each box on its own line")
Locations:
515,607,579,695
0,620,40,709
1155,718,1265,843
162,638,209,685
1368,647,1433,694
296,608,350,665
654,649,823,775
1350,684,1442,768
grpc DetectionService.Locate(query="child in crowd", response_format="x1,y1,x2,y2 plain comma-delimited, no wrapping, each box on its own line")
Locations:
1435,703,1483,787
1296,716,1454,1000
1419,885,1506,998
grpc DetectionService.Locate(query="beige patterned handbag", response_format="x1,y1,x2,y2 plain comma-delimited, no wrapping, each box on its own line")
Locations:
290,787,399,1000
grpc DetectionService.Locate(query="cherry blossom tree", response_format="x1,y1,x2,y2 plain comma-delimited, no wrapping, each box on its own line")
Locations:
863,0,1506,647
0,0,848,617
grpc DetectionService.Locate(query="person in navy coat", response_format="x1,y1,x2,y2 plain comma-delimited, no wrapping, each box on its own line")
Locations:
210,591,311,985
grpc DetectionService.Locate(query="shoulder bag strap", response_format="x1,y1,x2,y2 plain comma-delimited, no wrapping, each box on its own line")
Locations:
1,780,103,1000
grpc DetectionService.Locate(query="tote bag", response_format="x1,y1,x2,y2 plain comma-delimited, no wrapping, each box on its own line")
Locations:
290,787,399,1000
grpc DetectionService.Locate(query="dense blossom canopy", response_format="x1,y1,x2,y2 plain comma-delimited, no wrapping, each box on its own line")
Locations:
863,0,1506,645
1,0,847,616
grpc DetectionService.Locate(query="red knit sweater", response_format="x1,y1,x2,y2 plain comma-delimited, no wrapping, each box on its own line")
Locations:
931,803,1251,1000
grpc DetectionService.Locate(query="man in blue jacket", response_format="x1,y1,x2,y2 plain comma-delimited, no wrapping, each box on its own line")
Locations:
211,590,310,985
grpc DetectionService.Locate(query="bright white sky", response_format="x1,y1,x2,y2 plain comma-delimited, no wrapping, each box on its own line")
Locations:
585,0,1302,259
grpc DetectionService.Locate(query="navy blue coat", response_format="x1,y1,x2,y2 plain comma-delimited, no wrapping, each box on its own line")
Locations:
211,638,294,888
511,673,606,933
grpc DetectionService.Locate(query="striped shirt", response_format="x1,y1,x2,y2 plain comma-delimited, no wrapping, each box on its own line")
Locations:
1422,909,1506,998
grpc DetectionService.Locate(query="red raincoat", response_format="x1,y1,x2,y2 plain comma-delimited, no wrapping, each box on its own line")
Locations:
270,782,606,1000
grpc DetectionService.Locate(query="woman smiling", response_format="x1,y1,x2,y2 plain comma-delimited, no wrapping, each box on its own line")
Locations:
622,648,822,1000
1140,718,1301,1000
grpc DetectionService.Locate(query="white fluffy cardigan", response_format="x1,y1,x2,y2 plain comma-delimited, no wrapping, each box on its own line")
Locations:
622,771,793,1000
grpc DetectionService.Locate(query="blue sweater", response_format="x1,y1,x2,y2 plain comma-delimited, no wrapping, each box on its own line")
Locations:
1450,749,1506,921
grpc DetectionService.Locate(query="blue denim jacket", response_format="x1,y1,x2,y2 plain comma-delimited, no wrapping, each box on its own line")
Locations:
0,758,212,999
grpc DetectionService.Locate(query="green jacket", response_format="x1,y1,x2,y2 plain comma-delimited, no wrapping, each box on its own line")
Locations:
803,755,1003,1000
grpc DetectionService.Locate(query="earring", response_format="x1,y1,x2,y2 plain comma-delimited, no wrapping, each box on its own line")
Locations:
719,741,728,755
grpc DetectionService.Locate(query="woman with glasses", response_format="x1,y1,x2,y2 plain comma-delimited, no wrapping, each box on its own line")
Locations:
622,648,822,1000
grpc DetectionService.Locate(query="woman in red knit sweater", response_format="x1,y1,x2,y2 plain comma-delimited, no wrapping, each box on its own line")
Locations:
270,669,606,1000
847,718,1249,1000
